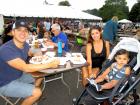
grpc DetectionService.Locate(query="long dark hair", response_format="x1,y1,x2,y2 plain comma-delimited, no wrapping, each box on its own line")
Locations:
88,25,102,43
3,24,13,35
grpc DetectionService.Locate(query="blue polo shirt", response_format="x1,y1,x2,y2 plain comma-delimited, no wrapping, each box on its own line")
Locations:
52,32,69,52
0,40,29,87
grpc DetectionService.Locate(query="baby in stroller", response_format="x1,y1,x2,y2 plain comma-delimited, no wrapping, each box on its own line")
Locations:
88,49,131,91
74,38,140,105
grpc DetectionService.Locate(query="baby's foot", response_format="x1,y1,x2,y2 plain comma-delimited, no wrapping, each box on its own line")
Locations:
87,78,101,91
86,78,96,86
95,84,102,91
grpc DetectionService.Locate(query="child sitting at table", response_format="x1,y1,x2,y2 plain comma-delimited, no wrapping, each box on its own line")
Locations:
44,31,51,40
87,49,131,91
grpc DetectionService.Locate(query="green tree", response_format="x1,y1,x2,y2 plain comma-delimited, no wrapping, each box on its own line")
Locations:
129,2,140,22
84,9,100,16
99,0,129,21
58,1,71,6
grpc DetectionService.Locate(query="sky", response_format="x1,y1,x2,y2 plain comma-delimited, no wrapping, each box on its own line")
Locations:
46,0,138,11
0,0,138,11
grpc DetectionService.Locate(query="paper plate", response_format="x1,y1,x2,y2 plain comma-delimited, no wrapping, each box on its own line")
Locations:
45,52,56,57
70,57,86,64
71,53,83,58
29,56,43,64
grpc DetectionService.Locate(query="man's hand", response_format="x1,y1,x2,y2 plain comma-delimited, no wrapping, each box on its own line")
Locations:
46,41,56,46
48,59,60,68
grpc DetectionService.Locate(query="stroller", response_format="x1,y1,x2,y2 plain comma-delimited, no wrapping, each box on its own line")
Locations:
73,38,140,105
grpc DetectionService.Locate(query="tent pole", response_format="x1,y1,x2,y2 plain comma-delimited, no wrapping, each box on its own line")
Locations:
52,17,54,24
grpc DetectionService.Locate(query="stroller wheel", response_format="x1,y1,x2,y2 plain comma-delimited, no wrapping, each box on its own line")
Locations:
117,93,137,105
72,98,77,105
72,98,85,105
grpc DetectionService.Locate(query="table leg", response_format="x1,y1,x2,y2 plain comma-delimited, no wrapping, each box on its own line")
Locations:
60,73,71,95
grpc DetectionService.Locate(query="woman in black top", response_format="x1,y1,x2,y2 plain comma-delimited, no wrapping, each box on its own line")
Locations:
82,26,110,86
91,40,106,69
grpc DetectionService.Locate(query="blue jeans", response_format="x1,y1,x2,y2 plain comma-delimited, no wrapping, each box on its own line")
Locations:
0,73,35,98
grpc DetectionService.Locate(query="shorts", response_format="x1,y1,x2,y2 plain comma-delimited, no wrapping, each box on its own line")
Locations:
0,73,35,98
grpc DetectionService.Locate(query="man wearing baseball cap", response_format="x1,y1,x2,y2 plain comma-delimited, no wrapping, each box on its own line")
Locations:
12,19,29,30
0,19,59,105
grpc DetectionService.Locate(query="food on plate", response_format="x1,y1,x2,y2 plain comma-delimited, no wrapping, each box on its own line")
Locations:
32,56,42,62
31,55,50,64
70,53,86,64
71,53,83,62
73,56,81,61
43,55,49,61
72,53,82,58
76,54,81,57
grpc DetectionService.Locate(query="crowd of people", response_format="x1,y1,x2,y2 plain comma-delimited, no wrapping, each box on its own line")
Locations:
0,16,139,105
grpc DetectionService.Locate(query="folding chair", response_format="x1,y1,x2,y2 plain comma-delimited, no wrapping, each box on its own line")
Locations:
0,73,43,105
0,95,21,105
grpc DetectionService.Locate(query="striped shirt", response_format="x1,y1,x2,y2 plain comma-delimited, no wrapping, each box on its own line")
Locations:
108,63,126,81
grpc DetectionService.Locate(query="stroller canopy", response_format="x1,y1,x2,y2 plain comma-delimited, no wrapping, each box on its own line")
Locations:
108,38,140,71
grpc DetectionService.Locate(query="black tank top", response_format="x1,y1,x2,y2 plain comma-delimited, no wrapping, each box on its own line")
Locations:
91,40,106,69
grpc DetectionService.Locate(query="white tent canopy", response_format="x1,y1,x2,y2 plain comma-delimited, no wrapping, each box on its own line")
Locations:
118,19,132,23
0,5,102,20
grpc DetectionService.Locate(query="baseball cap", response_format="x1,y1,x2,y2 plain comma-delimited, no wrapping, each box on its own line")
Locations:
12,20,29,30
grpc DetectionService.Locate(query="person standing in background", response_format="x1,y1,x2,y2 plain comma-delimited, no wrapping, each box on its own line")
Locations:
44,18,51,31
103,16,118,49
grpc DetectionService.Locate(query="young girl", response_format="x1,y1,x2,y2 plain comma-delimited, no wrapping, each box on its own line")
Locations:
88,49,131,91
